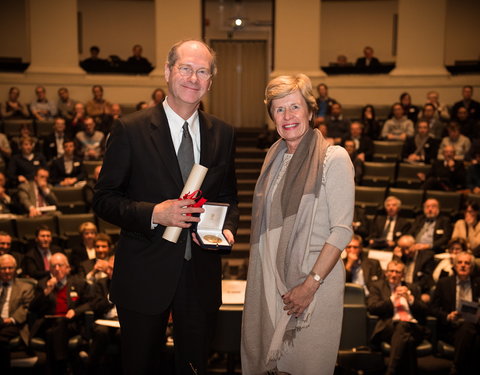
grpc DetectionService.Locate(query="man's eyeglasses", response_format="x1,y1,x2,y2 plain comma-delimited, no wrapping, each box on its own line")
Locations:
175,65,212,81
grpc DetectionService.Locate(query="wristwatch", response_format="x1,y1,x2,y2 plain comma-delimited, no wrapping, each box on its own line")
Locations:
309,271,324,285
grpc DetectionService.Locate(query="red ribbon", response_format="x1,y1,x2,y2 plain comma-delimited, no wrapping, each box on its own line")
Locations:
180,190,207,215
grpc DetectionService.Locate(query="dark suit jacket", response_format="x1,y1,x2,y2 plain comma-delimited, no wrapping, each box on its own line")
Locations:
394,250,435,293
2,278,35,345
344,255,383,286
367,279,428,344
91,277,115,318
408,215,453,253
21,246,64,280
42,132,71,161
355,57,380,68
402,136,440,164
93,105,239,314
49,156,86,186
368,215,411,244
426,159,466,190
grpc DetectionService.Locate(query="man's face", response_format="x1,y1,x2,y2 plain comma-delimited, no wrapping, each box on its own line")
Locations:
345,239,361,256
34,169,49,187
93,87,103,100
63,142,75,157
423,106,435,119
424,199,439,218
462,87,473,101
417,121,429,136
9,88,19,101
50,254,70,280
164,41,213,110
36,230,52,250
331,104,341,117
386,263,404,285
0,257,16,283
427,92,439,104
443,146,455,160
317,84,327,97
84,118,95,133
385,199,400,217
0,235,12,255
20,140,33,155
74,103,85,115
344,141,356,155
455,253,473,278
448,128,460,141
350,123,362,137
82,229,96,244
364,47,374,59
54,118,66,133
457,107,468,121
35,87,46,101
133,46,142,57
111,104,121,117
95,240,110,260
397,237,414,257
393,105,404,118
58,89,69,101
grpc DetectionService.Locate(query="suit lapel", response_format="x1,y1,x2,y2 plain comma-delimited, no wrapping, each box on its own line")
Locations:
198,111,213,168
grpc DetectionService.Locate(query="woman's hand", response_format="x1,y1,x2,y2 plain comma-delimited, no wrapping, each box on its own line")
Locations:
282,278,319,318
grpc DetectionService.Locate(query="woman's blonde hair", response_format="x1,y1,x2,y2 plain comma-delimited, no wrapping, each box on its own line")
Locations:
264,74,318,123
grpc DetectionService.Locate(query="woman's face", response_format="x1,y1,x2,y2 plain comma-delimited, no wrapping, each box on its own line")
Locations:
401,94,411,106
271,90,311,153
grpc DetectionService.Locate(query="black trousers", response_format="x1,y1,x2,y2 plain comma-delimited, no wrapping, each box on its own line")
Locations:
453,321,480,374
117,260,217,375
0,325,19,371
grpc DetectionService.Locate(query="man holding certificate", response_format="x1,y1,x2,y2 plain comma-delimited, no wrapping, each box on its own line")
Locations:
93,40,239,374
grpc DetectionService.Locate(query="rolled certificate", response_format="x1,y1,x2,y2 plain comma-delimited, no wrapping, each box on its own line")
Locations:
162,164,209,243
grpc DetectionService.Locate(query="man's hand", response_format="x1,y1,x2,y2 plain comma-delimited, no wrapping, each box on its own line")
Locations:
29,206,42,218
65,309,75,319
345,252,359,271
3,317,14,325
44,277,58,296
447,311,459,322
93,259,109,273
152,199,204,228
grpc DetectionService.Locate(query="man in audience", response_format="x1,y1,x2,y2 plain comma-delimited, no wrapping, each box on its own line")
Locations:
80,233,112,284
344,139,364,183
71,102,87,135
315,83,337,119
353,206,370,241
0,254,35,370
22,225,63,280
30,86,57,121
367,259,429,375
75,116,105,161
49,139,85,186
126,44,153,73
0,86,30,119
7,136,47,187
29,252,92,374
437,122,471,161
381,103,414,141
431,251,480,375
432,238,468,282
402,119,440,164
17,167,58,217
148,88,166,108
344,235,383,296
57,87,77,123
43,117,69,161
368,196,411,250
455,106,478,139
424,90,450,122
86,85,113,131
355,46,380,68
343,121,373,161
451,85,480,122
423,145,466,191
419,103,446,140
0,172,13,214
325,102,350,144
0,231,23,275
408,198,453,253
80,46,109,73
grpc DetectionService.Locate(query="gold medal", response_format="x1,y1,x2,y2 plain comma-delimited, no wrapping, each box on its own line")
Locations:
203,235,223,244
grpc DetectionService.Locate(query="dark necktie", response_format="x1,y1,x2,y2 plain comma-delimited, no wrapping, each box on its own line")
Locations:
382,217,393,239
177,121,194,260
0,282,9,313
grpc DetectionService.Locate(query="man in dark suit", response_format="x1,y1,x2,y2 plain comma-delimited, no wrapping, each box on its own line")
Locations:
342,121,374,161
424,145,466,191
344,235,383,295
402,119,440,164
408,198,453,253
0,254,35,370
22,225,63,280
431,251,480,375
49,139,85,186
29,252,92,374
367,259,429,375
355,46,381,69
42,117,70,161
93,40,239,375
368,196,411,249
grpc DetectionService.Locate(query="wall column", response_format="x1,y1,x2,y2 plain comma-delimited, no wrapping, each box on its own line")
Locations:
390,0,449,76
272,0,324,78
150,0,202,77
26,0,83,75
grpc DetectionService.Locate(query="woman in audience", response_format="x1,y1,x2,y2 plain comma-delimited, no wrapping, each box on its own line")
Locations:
69,221,98,274
432,238,467,282
381,103,414,141
452,201,480,256
148,88,165,107
11,124,39,155
360,104,381,140
399,92,419,123
0,87,30,119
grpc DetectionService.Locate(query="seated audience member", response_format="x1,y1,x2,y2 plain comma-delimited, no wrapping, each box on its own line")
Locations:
30,86,57,121
315,83,337,119
80,46,109,72
125,44,153,73
419,103,445,140
422,145,466,191
367,259,429,375
432,239,467,282
0,254,35,370
79,233,112,284
381,103,414,141
437,122,471,161
455,106,478,139
343,121,373,161
344,139,363,184
10,123,39,156
22,225,63,280
56,87,77,123
431,251,480,375
466,149,480,193
148,88,166,108
408,198,453,253
43,117,69,161
399,92,419,124
83,164,101,211
136,101,148,111
335,54,350,67
317,123,335,145
89,255,120,372
452,201,480,256
392,235,435,300
344,235,383,296
49,139,85,186
86,85,112,132
355,46,380,68
0,172,13,214
0,86,30,119
69,222,97,274
361,105,381,140
0,131,12,172
71,102,87,135
325,103,350,144
368,196,411,249
0,231,22,271
422,90,450,122
402,120,440,164
451,85,480,122
29,253,93,374
17,167,58,217
75,116,105,161
353,206,370,241
7,137,46,186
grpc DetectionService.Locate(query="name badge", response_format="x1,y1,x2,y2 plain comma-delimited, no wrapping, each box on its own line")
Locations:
33,160,40,165
436,229,444,235
73,162,80,167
